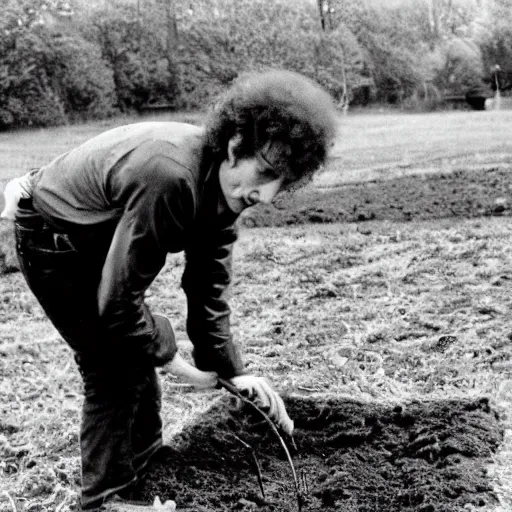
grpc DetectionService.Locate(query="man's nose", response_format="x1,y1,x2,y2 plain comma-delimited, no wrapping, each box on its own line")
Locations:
251,179,283,205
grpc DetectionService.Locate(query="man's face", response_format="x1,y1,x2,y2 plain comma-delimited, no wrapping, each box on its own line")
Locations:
219,155,285,214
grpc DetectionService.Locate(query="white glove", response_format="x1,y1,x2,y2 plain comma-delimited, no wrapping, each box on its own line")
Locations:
1,174,32,220
166,352,218,389
229,375,294,435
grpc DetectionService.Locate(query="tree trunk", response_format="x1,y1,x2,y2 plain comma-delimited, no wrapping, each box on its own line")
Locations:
428,0,440,42
326,0,334,31
137,0,142,51
339,49,349,115
317,0,326,31
166,0,182,107
494,89,501,110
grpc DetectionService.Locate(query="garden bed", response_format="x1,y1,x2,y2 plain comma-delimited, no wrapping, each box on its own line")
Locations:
140,395,503,512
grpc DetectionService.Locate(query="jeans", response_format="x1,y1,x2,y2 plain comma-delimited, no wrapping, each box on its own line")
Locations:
15,210,163,509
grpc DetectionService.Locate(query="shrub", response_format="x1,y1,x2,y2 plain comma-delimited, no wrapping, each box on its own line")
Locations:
0,15,117,128
176,0,370,108
434,38,485,95
313,26,374,105
403,83,444,112
83,4,180,111
0,28,66,128
48,34,117,121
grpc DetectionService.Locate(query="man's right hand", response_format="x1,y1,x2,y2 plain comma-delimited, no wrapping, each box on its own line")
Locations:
167,352,218,389
229,375,294,435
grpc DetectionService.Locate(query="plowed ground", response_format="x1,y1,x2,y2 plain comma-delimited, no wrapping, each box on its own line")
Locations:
1,111,511,511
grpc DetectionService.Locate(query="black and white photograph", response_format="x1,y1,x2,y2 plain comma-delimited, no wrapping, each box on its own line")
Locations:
0,1,511,510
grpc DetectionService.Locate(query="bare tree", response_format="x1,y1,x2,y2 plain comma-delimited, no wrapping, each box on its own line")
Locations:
428,0,440,43
317,0,348,114
137,0,142,50
317,0,326,31
165,0,182,106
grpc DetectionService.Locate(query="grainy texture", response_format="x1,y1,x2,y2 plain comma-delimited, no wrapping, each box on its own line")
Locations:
1,111,512,511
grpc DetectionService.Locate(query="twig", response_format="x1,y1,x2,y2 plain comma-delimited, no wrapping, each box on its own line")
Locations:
297,386,322,393
264,253,313,266
230,433,266,500
301,470,309,495
249,450,266,500
1,491,18,512
217,378,302,511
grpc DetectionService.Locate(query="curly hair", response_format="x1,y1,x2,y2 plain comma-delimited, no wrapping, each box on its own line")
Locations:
204,69,338,187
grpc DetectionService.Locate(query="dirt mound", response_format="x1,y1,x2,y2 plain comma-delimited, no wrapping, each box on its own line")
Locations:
140,395,503,512
241,167,512,228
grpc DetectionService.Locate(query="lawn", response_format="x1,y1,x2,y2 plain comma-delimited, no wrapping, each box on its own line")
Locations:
0,109,511,511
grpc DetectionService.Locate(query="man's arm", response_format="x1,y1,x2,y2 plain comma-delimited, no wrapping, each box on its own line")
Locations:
97,147,196,366
182,224,297,434
181,223,245,379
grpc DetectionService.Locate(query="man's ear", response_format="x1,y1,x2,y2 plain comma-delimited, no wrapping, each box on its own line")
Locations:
227,135,242,168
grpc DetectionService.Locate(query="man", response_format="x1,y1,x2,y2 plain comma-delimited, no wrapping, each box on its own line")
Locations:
3,69,337,510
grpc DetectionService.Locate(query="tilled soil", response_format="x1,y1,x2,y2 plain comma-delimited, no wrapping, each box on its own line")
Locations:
140,395,503,512
0,156,510,512
241,167,512,228
1,166,511,276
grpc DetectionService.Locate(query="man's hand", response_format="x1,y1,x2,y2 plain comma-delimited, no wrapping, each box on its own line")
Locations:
1,174,31,220
167,353,218,389
229,375,294,435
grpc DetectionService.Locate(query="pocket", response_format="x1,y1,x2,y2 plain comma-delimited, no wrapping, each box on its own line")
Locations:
15,223,77,255
15,228,79,288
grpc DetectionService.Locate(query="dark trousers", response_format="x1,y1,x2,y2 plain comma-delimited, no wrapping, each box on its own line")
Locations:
14,212,163,509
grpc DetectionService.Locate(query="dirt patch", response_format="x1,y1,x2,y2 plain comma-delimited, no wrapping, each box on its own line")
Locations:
241,167,512,228
140,395,503,512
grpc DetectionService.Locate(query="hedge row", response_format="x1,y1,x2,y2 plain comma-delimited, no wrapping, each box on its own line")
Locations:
0,0,499,128
0,0,376,128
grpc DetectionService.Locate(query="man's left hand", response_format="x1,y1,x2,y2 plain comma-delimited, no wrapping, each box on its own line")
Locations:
167,352,218,389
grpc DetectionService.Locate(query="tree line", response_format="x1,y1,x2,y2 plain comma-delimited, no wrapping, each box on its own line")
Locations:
1,0,511,129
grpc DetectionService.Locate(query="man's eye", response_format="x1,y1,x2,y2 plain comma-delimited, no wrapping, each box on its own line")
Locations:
259,167,279,180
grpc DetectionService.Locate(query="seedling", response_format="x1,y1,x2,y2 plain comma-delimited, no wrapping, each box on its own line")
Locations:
217,378,305,511
230,432,266,500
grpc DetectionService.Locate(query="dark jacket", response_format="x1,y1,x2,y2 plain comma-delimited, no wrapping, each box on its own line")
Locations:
27,122,244,378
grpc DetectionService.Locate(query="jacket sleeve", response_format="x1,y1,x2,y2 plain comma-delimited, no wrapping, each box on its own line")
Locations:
97,148,196,366
181,223,245,378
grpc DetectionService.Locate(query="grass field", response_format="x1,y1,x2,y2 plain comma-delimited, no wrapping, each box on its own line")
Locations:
0,110,512,511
